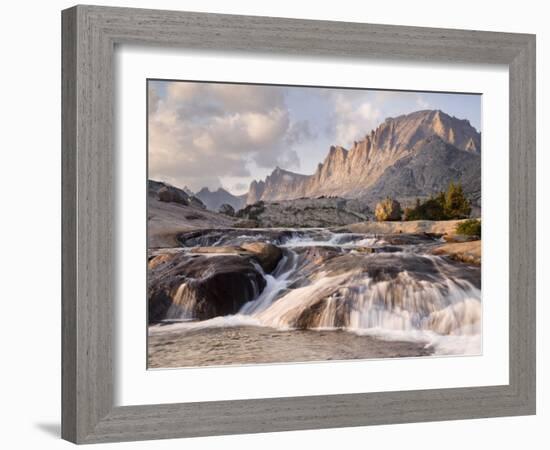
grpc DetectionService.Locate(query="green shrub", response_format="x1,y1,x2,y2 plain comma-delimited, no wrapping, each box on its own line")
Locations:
404,194,447,221
455,219,481,237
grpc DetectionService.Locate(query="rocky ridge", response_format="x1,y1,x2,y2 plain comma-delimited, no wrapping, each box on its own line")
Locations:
235,196,373,228
245,110,481,208
195,187,247,212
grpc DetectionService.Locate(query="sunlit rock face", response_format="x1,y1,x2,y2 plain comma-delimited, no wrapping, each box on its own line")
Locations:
244,110,481,207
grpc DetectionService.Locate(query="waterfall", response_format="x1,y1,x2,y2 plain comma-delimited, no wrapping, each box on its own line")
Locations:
242,234,481,341
154,228,482,355
268,268,475,333
239,250,298,315
165,282,197,320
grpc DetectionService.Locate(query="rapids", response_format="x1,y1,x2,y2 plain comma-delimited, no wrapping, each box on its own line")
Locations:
150,228,481,358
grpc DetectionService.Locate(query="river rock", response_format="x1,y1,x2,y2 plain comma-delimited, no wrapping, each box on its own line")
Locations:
294,246,343,265
293,295,352,329
354,247,376,254
241,242,283,273
148,253,176,270
186,242,283,273
190,246,248,256
148,253,266,323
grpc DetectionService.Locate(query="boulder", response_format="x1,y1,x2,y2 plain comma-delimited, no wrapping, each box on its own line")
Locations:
188,242,283,273
148,253,266,323
375,198,402,221
157,186,189,205
294,246,342,265
293,295,352,329
148,253,176,270
218,203,235,216
241,242,283,273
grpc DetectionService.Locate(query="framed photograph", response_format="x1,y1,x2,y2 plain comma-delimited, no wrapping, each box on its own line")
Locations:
62,5,536,444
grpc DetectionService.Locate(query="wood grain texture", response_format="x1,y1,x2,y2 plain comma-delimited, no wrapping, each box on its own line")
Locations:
61,7,77,443
61,4,536,444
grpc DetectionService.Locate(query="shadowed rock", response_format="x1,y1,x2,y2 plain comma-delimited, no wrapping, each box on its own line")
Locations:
148,253,266,323
158,186,189,205
152,181,206,210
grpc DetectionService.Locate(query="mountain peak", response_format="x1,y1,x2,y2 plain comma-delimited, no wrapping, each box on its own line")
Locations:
244,109,480,205
267,166,305,179
194,185,245,211
327,145,348,159
372,109,480,153
197,186,231,196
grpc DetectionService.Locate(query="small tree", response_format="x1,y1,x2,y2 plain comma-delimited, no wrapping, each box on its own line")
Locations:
404,198,421,221
444,182,471,219
403,182,471,221
375,198,402,221
403,194,446,220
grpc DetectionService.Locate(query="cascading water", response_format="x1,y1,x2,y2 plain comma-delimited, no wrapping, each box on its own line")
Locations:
152,228,481,356
251,264,481,335
240,250,298,315
165,282,197,320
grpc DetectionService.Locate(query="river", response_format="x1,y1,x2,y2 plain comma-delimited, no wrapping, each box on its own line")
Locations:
148,228,481,368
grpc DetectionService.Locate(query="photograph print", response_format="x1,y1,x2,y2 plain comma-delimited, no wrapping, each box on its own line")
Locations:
147,80,482,369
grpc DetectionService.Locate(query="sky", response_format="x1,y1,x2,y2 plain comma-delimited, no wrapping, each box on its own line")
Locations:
148,80,481,195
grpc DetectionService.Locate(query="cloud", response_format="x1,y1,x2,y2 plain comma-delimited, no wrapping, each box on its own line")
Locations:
232,182,248,192
285,120,315,146
325,91,382,147
416,94,431,109
148,82,312,191
148,87,160,114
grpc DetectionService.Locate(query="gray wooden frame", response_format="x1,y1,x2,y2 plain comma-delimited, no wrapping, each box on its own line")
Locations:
61,4,536,444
